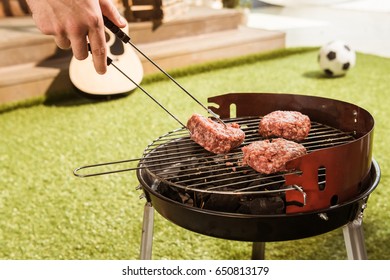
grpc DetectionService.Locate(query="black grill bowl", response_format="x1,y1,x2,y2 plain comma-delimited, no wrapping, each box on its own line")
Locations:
136,159,379,242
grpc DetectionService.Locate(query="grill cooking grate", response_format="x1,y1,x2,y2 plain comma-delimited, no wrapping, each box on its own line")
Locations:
140,116,356,195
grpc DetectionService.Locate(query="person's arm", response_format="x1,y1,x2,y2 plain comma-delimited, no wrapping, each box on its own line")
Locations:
26,0,126,74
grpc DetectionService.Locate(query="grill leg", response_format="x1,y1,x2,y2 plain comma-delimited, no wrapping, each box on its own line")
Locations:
342,213,367,260
140,202,154,260
252,242,266,259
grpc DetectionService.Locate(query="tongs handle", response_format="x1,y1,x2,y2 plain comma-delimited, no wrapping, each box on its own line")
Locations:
102,16,227,127
103,16,130,43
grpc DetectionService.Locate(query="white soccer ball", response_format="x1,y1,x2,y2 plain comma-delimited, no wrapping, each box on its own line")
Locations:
318,41,356,77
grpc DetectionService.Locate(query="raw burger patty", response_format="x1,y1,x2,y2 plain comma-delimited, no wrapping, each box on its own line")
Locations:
242,138,307,174
187,113,245,154
259,110,311,141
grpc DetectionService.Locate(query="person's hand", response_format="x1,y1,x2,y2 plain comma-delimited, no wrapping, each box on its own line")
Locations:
26,0,127,74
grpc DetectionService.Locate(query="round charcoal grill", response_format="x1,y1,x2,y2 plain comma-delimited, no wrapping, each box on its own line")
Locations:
136,93,379,259
75,92,380,260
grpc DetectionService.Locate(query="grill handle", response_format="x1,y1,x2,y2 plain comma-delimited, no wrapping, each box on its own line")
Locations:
73,158,143,178
292,185,307,206
73,160,307,207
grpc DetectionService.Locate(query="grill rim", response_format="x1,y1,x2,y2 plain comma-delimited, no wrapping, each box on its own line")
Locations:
208,92,375,139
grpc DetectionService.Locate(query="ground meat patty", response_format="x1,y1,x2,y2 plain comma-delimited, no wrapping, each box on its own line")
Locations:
259,111,311,141
187,113,245,154
242,138,307,174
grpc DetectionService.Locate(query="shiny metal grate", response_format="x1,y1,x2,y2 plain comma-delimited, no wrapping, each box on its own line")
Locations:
140,116,356,195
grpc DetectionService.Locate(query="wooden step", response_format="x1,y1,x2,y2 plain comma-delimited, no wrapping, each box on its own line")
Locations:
0,7,244,68
0,55,72,104
137,26,285,73
0,17,57,68
128,6,244,44
0,27,284,105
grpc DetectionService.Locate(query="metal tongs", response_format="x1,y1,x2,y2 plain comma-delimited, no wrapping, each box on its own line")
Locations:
73,17,227,177
101,16,226,128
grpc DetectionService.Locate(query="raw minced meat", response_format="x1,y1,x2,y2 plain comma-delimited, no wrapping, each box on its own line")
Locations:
241,138,307,174
259,111,311,141
187,113,245,154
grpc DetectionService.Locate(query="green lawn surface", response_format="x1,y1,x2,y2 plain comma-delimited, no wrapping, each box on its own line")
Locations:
0,47,389,259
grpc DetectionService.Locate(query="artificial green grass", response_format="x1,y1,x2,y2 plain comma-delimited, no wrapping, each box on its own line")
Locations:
0,47,389,260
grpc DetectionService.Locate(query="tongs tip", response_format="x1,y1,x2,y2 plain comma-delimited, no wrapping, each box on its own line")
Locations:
207,109,227,128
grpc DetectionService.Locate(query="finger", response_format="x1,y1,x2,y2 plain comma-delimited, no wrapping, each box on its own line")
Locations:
70,36,89,61
54,36,71,50
99,0,127,28
88,28,107,75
